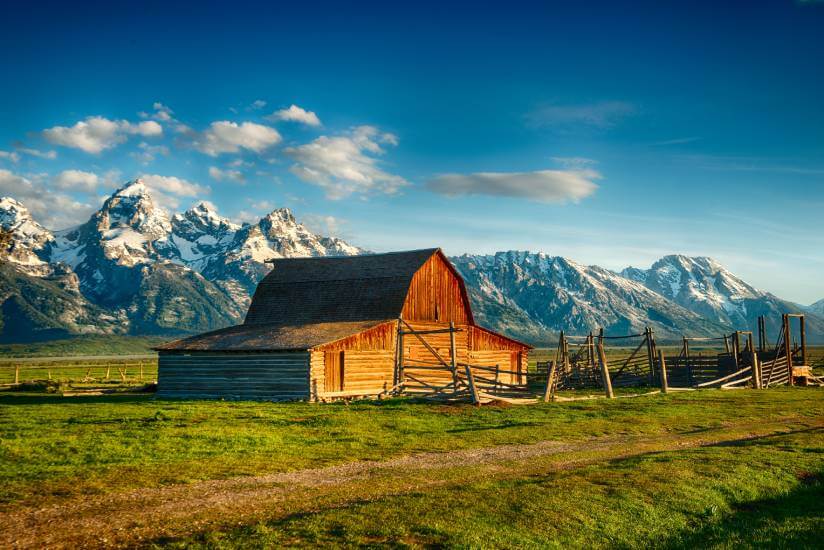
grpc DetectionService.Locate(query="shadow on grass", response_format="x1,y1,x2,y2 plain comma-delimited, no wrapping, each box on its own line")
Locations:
661,471,824,549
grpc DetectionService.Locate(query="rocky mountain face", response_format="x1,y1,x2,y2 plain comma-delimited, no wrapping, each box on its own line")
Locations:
621,255,824,342
0,180,363,341
452,251,729,341
0,197,54,276
1,181,821,344
806,299,824,317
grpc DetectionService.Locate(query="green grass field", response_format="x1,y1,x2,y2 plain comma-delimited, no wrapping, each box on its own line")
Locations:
1,386,822,548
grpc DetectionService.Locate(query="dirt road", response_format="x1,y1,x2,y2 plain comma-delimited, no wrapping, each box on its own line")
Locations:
3,418,821,549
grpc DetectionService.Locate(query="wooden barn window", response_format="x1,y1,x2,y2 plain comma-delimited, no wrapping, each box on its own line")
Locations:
324,351,345,392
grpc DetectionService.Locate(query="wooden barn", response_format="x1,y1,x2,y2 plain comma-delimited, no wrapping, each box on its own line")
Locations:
155,248,532,401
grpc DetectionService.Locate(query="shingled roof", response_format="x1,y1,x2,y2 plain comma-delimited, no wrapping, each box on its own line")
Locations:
157,248,446,351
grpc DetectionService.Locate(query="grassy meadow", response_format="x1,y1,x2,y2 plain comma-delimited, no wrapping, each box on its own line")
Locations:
0,342,822,547
1,385,823,547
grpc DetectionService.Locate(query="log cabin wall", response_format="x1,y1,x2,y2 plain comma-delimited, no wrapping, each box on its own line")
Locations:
468,326,530,384
311,321,397,399
157,351,310,400
401,253,471,324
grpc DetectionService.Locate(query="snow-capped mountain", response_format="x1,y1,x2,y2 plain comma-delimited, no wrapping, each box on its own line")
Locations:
0,197,54,275
201,206,361,309
806,299,824,317
0,179,364,340
452,251,728,340
622,255,823,341
2,181,822,343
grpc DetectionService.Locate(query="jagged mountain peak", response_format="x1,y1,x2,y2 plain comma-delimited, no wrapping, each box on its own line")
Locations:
0,195,54,274
263,207,296,223
176,201,240,232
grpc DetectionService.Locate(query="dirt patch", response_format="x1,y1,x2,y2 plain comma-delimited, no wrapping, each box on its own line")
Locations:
1,419,821,549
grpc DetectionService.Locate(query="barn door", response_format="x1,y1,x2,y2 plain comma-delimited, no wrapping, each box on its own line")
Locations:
511,352,522,384
325,351,344,392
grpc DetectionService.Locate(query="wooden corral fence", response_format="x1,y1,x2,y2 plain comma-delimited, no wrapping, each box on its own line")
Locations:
394,319,541,404
0,355,158,387
540,314,822,403
541,328,659,401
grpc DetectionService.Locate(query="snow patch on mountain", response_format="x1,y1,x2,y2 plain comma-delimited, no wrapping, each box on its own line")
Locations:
0,196,54,274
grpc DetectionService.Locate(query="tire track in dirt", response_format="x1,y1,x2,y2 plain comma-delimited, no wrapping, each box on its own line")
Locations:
2,419,821,549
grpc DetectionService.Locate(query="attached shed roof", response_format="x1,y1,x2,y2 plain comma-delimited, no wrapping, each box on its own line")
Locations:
155,320,393,352
243,248,440,326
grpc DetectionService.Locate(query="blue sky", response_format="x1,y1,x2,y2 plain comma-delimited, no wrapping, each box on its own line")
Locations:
1,0,823,303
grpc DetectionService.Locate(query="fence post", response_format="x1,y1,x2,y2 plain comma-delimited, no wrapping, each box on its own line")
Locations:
658,350,669,394
14,364,20,385
105,363,111,380
784,314,793,386
449,321,457,386
596,337,615,399
396,318,404,389
751,351,762,389
543,360,557,402
139,361,144,381
464,363,480,405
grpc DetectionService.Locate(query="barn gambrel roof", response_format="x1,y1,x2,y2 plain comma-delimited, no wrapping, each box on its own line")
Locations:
157,248,474,351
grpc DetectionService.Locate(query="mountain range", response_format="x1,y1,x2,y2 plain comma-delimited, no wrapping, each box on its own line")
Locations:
1,180,821,344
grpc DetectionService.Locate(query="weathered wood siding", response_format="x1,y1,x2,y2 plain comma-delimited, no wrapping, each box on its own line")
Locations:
311,322,397,399
401,254,471,324
314,321,396,352
309,350,324,400
157,351,310,400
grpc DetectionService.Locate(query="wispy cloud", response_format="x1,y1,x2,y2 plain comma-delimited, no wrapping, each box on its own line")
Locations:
426,167,600,204
526,101,635,130
138,173,210,210
208,165,246,183
0,151,20,163
651,136,701,146
0,169,95,229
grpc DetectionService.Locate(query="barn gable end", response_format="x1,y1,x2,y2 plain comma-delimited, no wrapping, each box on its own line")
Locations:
401,250,473,324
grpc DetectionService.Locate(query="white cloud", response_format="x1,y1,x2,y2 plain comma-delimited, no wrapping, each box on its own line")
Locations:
192,121,281,156
526,101,635,129
16,147,57,159
302,214,347,237
250,100,267,110
284,125,408,199
131,142,170,165
53,169,100,193
42,116,163,154
208,166,246,183
0,169,94,229
0,151,20,163
152,102,173,121
426,168,600,203
266,104,321,126
138,173,210,210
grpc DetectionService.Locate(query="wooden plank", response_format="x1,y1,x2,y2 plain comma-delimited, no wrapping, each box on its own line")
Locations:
658,350,669,394
596,336,615,399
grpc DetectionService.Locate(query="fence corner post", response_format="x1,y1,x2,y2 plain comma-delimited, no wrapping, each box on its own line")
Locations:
658,350,669,394
596,337,615,399
751,351,762,389
543,360,557,403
